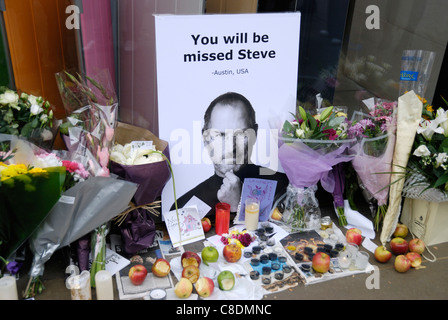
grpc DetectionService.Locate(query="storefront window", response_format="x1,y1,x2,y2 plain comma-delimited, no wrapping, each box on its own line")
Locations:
1,0,446,135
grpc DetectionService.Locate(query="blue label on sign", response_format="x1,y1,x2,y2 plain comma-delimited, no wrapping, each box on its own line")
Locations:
400,71,419,81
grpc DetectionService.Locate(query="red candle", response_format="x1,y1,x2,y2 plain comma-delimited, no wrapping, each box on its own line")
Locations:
215,202,230,235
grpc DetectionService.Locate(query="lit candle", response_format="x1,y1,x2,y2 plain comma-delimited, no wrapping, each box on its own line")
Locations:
338,252,352,269
0,276,19,300
244,198,260,231
95,270,114,300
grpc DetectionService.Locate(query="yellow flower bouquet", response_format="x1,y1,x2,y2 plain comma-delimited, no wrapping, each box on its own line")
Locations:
0,157,65,261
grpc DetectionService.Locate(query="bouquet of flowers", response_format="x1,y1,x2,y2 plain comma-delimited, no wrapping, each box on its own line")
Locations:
348,100,397,230
0,87,57,150
273,105,354,231
0,135,66,264
55,70,118,177
220,228,255,249
24,71,137,297
402,96,448,202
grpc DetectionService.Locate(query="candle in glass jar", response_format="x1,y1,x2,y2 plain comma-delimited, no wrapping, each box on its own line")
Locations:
0,276,18,300
338,251,352,269
95,270,114,300
215,202,230,235
244,198,260,231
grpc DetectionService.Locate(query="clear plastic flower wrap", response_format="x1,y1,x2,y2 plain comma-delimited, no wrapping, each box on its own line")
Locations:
271,137,354,231
348,106,397,231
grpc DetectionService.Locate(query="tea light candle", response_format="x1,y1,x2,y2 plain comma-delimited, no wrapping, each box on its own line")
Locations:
338,252,352,269
149,288,167,300
95,270,114,300
0,276,18,300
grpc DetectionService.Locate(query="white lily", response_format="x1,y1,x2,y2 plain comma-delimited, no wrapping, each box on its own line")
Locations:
417,118,444,141
295,128,306,139
436,107,448,137
435,152,448,168
413,145,431,157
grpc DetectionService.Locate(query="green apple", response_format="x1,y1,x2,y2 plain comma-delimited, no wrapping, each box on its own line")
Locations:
217,270,235,291
201,246,219,266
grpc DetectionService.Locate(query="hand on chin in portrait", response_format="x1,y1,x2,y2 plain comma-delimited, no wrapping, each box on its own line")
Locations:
217,170,241,212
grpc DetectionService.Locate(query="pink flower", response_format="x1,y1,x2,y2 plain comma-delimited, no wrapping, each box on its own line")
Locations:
97,146,110,168
104,127,115,144
96,166,110,177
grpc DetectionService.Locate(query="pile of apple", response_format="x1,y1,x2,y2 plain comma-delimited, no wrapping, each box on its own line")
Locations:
128,258,172,285
374,223,426,273
175,250,211,298
175,245,241,299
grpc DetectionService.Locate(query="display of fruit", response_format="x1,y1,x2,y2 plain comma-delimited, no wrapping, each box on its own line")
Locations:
345,228,362,246
174,277,193,298
409,238,425,254
393,223,409,238
128,264,148,285
406,252,422,268
394,255,411,273
195,277,214,297
201,217,212,233
217,270,235,291
374,246,392,263
201,246,219,265
151,258,171,277
390,237,409,255
181,251,202,268
181,265,200,284
222,243,242,263
312,252,330,273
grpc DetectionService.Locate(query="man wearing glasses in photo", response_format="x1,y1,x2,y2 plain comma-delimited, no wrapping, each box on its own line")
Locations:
172,92,288,216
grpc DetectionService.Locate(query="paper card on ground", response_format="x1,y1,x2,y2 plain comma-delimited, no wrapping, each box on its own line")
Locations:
162,206,205,247
183,195,212,219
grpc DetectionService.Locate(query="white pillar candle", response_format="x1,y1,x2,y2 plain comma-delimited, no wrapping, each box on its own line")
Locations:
95,270,114,300
244,198,260,231
0,276,19,300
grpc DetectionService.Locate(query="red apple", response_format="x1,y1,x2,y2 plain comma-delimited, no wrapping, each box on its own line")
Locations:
374,245,392,263
312,252,330,273
409,238,425,254
181,251,201,268
201,217,212,233
346,228,362,246
128,264,148,285
390,237,409,255
406,252,422,268
394,255,411,273
151,258,171,277
195,277,214,297
174,277,193,298
393,223,409,238
222,244,242,263
182,265,200,284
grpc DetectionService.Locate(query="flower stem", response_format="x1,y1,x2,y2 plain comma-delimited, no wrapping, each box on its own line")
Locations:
336,206,348,226
374,205,387,231
151,151,182,247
